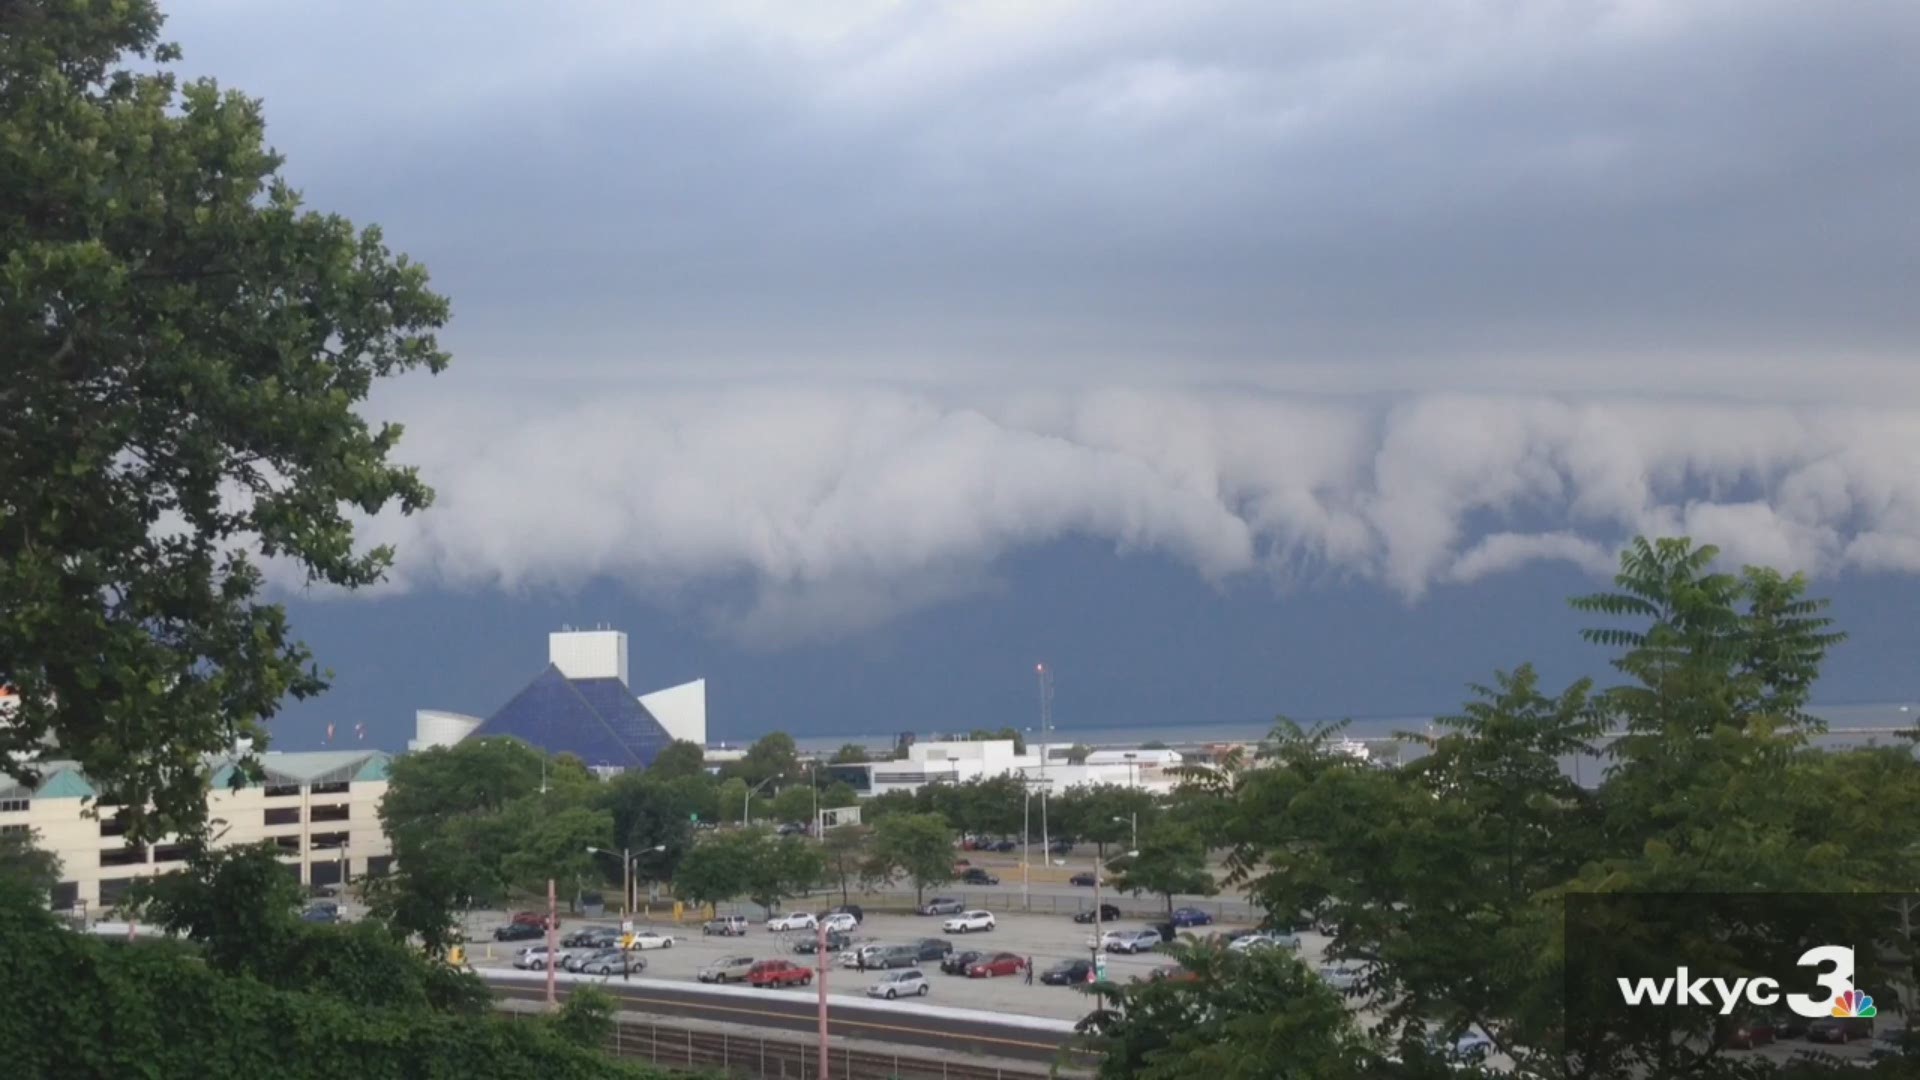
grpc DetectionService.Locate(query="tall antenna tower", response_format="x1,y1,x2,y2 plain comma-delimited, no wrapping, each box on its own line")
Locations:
1036,662,1054,743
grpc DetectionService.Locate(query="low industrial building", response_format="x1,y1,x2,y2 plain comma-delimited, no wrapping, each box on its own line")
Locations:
825,739,1186,797
0,749,393,916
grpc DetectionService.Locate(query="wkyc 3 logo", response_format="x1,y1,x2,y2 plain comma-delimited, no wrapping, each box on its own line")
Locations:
1617,945,1877,1019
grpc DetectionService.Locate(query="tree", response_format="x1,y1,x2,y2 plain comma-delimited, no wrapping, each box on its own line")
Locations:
967,727,1026,754
0,827,60,901
1077,944,1382,1079
380,738,547,839
1064,744,1093,765
672,831,755,912
716,777,750,825
128,840,306,973
646,740,707,782
735,731,799,787
818,780,861,809
746,835,826,914
821,824,873,906
1140,740,1170,751
0,0,449,842
600,772,699,886
1106,823,1217,924
865,812,955,907
830,743,870,764
770,784,817,826
500,804,614,911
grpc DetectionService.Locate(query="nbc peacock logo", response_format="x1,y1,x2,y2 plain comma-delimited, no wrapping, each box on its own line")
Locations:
1831,989,1877,1019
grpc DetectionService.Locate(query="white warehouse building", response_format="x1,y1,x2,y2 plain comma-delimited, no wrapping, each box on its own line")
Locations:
825,739,1185,797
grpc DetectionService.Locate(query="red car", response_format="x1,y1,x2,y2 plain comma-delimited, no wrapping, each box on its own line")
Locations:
746,960,814,988
510,911,558,929
966,953,1026,979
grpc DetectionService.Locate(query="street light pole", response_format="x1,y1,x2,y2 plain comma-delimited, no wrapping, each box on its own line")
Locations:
545,877,558,1007
816,919,831,1080
746,776,776,826
1021,785,1031,912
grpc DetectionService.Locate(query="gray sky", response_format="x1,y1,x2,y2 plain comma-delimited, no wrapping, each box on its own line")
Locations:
165,1,1920,649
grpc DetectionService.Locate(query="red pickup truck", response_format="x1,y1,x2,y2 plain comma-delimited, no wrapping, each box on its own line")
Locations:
746,959,814,988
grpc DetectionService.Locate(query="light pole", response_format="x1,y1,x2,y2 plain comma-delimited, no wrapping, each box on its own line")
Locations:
746,776,776,826
809,759,820,839
1112,814,1137,851
587,845,666,917
1090,847,1139,984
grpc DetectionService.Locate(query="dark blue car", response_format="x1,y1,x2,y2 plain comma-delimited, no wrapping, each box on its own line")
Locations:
1170,907,1214,928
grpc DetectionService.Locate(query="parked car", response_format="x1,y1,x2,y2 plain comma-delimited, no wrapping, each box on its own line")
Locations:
919,897,964,916
1072,904,1122,924
1146,964,1198,984
913,938,953,961
1041,959,1094,985
767,912,817,932
1048,839,1073,856
992,840,1018,853
300,905,339,924
1229,931,1300,953
1719,1014,1776,1050
698,956,758,984
1102,929,1163,954
1807,1016,1873,1044
1170,907,1214,928
563,927,619,948
626,930,676,950
959,868,1000,886
823,904,864,924
1068,872,1097,887
941,950,983,975
1868,1031,1910,1061
511,910,558,928
820,912,859,934
775,822,807,837
494,921,544,942
747,959,814,988
841,943,891,969
943,910,997,934
873,945,922,969
579,949,643,976
1766,1010,1810,1040
965,952,1027,979
794,930,851,955
512,945,559,970
1317,962,1363,990
558,944,613,971
867,969,930,999
703,915,749,937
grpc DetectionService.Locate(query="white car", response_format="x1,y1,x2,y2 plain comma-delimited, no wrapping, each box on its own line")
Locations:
768,912,817,932
627,930,676,950
840,943,888,969
942,910,995,934
1101,928,1162,954
867,968,930,999
820,912,858,934
1318,962,1362,990
1229,931,1300,953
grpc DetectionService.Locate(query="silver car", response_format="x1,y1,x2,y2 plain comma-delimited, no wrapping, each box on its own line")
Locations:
698,955,756,984
866,968,930,999
580,949,644,976
919,897,963,916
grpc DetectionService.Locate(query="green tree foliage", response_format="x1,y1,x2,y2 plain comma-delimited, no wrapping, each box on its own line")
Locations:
830,743,871,764
821,823,873,906
0,826,61,900
818,780,861,809
0,0,449,842
599,771,699,885
552,985,617,1048
0,876,662,1079
500,803,614,910
380,738,547,837
967,727,1026,753
646,740,708,781
734,731,799,786
865,812,955,906
671,829,755,911
1105,823,1217,923
861,789,919,823
1054,783,1155,853
770,784,817,826
129,840,305,972
747,835,827,914
1064,743,1093,765
716,777,750,825
1079,944,1380,1080
1175,537,1920,1079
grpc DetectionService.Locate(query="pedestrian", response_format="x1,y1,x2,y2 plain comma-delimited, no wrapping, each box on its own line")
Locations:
857,949,867,973
1024,956,1033,985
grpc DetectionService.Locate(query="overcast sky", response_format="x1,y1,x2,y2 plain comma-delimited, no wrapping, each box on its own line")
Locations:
159,2,1920,743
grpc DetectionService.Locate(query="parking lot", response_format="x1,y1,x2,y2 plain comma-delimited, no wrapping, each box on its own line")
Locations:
463,904,1272,1021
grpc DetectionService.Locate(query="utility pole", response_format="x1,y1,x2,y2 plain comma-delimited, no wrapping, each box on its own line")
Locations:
545,877,558,1007
1021,784,1031,912
816,919,831,1080
1090,844,1103,985
1037,663,1053,863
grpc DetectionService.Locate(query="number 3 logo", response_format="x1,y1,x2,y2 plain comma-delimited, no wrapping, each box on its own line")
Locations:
1786,945,1854,1018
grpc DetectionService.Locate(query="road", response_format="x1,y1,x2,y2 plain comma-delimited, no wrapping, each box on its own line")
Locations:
483,969,1092,1067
